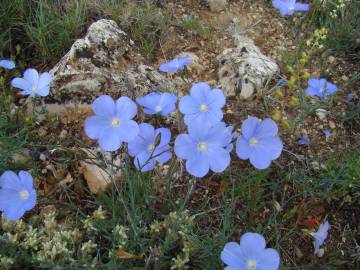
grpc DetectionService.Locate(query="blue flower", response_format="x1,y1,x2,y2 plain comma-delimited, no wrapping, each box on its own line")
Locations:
306,78,338,99
0,59,16,69
311,220,330,255
174,121,232,177
236,117,283,169
11,68,53,97
221,232,280,270
128,123,172,172
272,0,310,16
297,134,310,145
84,95,139,151
321,129,331,139
159,57,192,73
136,92,177,116
179,82,225,126
0,171,36,221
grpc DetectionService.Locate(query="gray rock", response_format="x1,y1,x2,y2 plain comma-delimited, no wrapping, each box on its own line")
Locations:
49,19,172,104
217,35,279,99
207,0,227,12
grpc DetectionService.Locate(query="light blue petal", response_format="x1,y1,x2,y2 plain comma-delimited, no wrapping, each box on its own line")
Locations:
4,206,26,221
186,155,210,177
156,127,171,147
154,146,172,164
254,118,279,139
36,85,50,97
0,189,20,211
236,136,252,160
207,147,230,173
116,97,137,119
178,57,192,66
190,82,211,104
240,232,266,251
92,95,116,117
0,59,16,69
37,72,53,89
134,151,155,172
188,120,211,141
294,2,310,11
159,93,177,116
159,61,177,73
128,137,147,157
0,171,22,190
84,115,111,139
23,190,36,211
11,78,31,91
249,146,272,169
24,68,39,86
259,137,283,160
220,242,246,267
20,90,35,96
184,113,199,126
136,92,160,114
207,123,232,146
308,78,320,88
117,120,139,142
325,82,338,96
272,0,295,15
204,109,223,125
241,117,260,140
98,128,123,151
174,134,197,159
128,123,154,156
18,171,33,191
306,86,320,97
179,95,199,115
207,88,225,108
257,248,280,270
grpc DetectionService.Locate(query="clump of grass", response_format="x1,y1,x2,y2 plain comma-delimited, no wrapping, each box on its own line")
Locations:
0,0,86,65
179,16,211,38
0,80,30,172
1,0,171,65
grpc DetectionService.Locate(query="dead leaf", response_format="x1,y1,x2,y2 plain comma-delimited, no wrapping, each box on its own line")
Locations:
116,249,143,260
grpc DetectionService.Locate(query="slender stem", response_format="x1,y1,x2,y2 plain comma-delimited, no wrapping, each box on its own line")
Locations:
180,177,197,210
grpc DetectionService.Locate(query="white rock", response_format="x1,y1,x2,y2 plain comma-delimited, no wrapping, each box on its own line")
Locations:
208,0,227,12
80,148,122,194
217,35,279,99
316,108,328,120
49,19,172,104
176,52,204,74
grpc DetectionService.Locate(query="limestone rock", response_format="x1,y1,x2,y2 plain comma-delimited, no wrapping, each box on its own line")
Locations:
208,0,227,12
49,19,172,104
176,52,204,75
217,35,279,99
80,148,122,194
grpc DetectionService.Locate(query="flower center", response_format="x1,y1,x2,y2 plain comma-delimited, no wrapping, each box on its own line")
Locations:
147,144,155,153
19,190,29,200
155,105,162,113
249,137,258,146
199,104,208,112
246,259,257,270
31,86,38,93
197,142,208,152
111,118,121,127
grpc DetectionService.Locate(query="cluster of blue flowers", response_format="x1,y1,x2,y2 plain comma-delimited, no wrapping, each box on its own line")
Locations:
0,61,53,221
84,76,284,177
